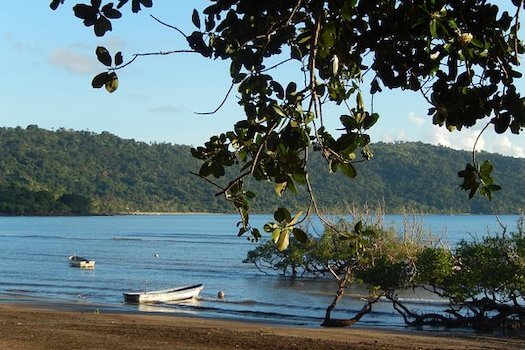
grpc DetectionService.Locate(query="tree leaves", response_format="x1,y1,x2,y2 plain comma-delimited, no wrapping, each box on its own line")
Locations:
264,208,305,251
72,2,118,37
92,47,123,93
96,46,112,66
61,0,152,36
104,72,119,93
51,0,525,248
49,0,65,10
191,9,201,29
92,72,111,88
131,0,152,13
458,161,501,200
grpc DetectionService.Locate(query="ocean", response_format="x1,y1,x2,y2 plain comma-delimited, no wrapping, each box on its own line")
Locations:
0,214,520,329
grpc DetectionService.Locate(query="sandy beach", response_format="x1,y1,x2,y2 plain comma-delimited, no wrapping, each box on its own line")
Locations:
0,303,523,350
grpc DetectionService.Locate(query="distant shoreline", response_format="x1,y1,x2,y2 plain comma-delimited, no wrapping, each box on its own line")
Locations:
1,211,521,217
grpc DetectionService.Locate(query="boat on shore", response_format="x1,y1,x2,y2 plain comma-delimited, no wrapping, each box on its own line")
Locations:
68,255,95,269
123,284,203,303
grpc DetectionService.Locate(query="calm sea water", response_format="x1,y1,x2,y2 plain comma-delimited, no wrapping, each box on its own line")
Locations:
0,214,521,329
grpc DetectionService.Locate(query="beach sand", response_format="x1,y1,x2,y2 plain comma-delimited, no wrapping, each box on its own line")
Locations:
0,303,523,350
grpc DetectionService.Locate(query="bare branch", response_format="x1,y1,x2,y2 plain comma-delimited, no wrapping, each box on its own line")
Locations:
189,171,226,192
260,58,294,73
150,14,187,40
471,121,491,166
114,50,198,70
195,82,235,115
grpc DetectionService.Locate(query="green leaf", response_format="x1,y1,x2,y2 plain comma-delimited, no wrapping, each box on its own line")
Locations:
192,9,201,29
251,228,261,240
274,207,291,223
275,182,287,197
493,114,511,134
91,72,110,88
479,160,493,179
363,229,377,237
340,163,357,178
272,105,287,118
430,19,438,38
101,3,121,19
271,227,281,243
292,171,307,184
276,229,290,251
286,178,298,194
237,227,247,237
470,38,484,48
363,113,379,130
114,52,123,66
354,221,363,234
245,191,256,199
50,0,63,10
104,72,118,93
96,46,112,66
73,4,98,25
285,82,297,96
94,16,112,37
340,114,358,130
263,223,276,233
292,228,307,243
356,92,364,110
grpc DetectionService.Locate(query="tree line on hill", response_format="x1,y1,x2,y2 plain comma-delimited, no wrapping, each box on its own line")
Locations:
0,125,524,215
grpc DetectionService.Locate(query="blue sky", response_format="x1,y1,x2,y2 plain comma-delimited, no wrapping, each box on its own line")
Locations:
0,1,524,157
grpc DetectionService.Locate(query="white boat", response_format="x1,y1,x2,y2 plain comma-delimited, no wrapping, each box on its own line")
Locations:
68,255,95,269
123,284,204,303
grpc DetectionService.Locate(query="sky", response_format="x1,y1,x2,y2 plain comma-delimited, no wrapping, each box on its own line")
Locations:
0,1,524,158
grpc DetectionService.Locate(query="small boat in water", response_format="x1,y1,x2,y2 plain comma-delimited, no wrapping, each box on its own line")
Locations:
123,284,204,303
68,255,95,269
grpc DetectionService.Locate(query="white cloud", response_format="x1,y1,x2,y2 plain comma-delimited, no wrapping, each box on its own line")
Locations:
487,135,525,158
148,105,187,114
424,125,525,158
408,112,425,127
380,130,409,143
49,48,97,75
430,126,484,152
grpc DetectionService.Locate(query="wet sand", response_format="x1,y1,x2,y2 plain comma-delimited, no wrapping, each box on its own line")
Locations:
0,303,523,350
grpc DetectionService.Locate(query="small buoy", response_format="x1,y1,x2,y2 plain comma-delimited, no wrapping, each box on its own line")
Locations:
217,291,225,299
154,253,159,258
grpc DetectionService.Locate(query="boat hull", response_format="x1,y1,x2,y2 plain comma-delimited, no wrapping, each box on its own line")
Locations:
123,284,203,303
69,255,95,269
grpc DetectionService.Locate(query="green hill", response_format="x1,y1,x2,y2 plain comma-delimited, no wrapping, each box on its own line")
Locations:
0,125,523,215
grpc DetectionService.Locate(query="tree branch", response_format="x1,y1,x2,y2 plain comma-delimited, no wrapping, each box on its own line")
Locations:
150,14,187,40
114,50,198,71
195,82,235,115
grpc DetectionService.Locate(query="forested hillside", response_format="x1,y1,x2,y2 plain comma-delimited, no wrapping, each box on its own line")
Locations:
0,126,523,214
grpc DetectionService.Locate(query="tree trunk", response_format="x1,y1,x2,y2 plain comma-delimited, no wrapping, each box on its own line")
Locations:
321,278,347,327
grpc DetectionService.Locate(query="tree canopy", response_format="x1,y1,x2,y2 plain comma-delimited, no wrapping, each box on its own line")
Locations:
50,0,525,247
244,214,525,330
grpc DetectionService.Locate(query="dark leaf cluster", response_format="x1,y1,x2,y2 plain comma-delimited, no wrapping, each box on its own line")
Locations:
50,0,152,36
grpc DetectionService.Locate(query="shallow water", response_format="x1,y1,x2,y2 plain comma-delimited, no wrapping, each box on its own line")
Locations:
0,214,520,329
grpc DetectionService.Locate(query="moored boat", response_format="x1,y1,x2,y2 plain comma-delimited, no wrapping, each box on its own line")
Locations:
123,284,204,303
69,255,95,269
